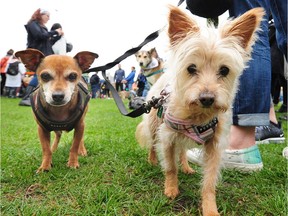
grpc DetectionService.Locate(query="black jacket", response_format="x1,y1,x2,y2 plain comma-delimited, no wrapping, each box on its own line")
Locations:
25,20,58,56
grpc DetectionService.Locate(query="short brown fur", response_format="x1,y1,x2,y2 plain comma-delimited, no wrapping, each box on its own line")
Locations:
15,49,98,173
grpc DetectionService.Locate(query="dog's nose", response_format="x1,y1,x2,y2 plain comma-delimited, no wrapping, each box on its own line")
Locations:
199,92,215,107
52,92,65,102
139,62,143,66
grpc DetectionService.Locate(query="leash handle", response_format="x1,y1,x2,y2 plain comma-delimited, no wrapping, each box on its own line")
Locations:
85,29,161,74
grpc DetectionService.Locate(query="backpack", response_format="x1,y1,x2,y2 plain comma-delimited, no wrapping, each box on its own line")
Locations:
90,74,100,85
6,62,20,76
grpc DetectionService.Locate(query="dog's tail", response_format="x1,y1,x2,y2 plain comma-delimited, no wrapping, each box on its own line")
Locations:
135,121,153,149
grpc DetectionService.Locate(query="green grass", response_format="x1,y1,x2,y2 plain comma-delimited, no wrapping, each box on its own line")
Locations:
1,97,287,216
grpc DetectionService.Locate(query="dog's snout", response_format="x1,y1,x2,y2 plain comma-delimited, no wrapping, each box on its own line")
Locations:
52,92,65,102
139,62,144,66
199,92,215,107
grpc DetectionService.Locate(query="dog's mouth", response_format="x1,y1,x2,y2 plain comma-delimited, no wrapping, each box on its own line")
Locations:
48,101,68,107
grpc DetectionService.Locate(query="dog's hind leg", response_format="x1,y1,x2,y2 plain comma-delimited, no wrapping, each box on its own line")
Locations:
180,149,195,174
51,131,62,152
201,140,221,216
163,142,179,199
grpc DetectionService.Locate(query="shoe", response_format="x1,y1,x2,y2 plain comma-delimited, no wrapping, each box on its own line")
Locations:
255,121,285,144
277,104,287,113
187,145,263,172
282,147,288,159
19,98,31,106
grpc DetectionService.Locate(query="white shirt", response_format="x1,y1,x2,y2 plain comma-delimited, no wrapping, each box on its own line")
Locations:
5,59,26,87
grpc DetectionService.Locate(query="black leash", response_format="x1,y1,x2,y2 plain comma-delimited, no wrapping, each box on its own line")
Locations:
84,29,162,118
84,0,184,118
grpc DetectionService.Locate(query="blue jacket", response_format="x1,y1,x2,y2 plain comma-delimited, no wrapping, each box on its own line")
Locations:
125,70,136,84
114,69,125,82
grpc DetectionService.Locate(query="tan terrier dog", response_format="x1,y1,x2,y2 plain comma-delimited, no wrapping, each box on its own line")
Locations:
135,6,264,216
15,49,98,173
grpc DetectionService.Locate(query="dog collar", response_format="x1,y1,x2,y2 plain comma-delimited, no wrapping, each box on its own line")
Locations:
164,113,218,144
30,82,90,132
145,68,165,78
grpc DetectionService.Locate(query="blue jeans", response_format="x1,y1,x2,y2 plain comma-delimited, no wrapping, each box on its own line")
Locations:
230,0,271,126
91,84,100,98
29,75,38,87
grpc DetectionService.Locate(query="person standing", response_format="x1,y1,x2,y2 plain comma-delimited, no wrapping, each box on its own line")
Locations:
90,72,100,99
187,0,287,172
50,23,72,55
5,56,26,98
0,49,14,95
19,8,63,106
114,64,125,92
122,66,136,91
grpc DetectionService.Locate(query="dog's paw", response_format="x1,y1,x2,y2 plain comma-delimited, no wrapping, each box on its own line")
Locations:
36,165,51,173
164,187,179,199
67,161,80,169
182,166,196,174
78,148,87,156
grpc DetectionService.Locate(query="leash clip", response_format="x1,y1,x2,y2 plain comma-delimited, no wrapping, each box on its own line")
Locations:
143,96,164,113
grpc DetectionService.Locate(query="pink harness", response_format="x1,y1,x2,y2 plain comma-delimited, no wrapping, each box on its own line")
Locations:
157,85,218,144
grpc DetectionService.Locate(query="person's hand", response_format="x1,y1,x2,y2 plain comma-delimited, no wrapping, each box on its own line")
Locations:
122,80,127,84
56,28,64,36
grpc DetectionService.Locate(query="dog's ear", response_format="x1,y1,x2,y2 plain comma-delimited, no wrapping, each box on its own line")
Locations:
168,5,200,45
150,48,159,59
220,7,264,51
15,49,45,72
74,52,99,71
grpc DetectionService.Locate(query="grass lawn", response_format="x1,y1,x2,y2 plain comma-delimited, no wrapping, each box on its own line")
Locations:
1,97,287,215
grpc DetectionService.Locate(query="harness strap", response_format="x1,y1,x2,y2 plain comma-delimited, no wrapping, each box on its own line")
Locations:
30,83,90,131
164,113,218,144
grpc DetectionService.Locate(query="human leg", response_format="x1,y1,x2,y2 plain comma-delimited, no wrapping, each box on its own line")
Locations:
19,75,38,106
187,0,271,172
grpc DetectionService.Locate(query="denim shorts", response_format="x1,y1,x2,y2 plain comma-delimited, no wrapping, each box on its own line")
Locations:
230,0,271,126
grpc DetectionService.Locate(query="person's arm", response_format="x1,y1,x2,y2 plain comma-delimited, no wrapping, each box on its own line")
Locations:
28,21,59,40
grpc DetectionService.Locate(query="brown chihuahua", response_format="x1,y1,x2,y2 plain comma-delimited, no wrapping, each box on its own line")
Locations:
15,49,98,173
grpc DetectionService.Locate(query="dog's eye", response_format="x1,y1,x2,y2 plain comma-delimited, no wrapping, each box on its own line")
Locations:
187,64,197,75
40,72,52,82
219,66,229,77
68,73,78,81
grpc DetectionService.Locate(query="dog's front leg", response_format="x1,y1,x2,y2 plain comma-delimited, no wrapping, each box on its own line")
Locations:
67,121,84,168
201,140,221,216
37,126,52,173
163,142,179,199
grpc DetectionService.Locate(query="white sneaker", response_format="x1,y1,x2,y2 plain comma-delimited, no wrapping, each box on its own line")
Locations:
187,145,263,172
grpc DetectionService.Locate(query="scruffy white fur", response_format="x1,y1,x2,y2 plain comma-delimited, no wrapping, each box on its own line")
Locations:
136,5,264,216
